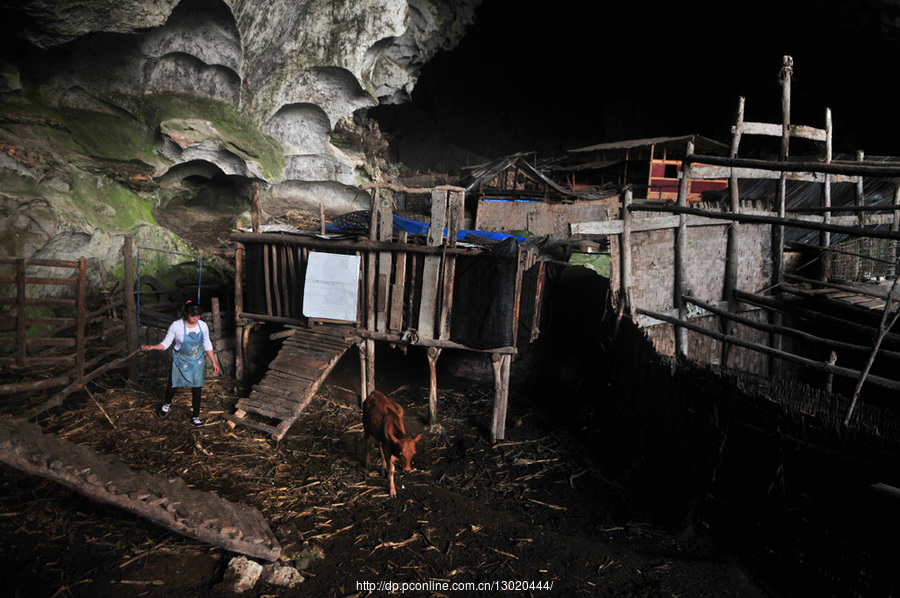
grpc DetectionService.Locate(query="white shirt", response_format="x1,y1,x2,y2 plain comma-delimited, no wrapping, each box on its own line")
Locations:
160,319,213,352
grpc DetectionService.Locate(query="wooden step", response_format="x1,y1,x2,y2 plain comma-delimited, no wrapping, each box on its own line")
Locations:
220,413,282,436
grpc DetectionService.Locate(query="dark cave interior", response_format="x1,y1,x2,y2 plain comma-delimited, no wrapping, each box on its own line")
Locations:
371,0,900,172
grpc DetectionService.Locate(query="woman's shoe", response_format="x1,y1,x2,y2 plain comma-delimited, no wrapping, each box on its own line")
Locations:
191,416,203,427
158,403,171,419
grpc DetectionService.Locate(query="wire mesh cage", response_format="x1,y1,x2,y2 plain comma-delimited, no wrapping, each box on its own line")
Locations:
823,237,898,282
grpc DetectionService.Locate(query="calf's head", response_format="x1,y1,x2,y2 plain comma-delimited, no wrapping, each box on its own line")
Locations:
389,431,422,471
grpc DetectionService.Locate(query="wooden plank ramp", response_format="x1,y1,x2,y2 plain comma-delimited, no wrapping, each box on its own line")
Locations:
223,325,359,441
0,414,281,561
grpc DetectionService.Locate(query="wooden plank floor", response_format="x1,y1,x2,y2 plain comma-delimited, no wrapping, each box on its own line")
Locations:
224,325,359,441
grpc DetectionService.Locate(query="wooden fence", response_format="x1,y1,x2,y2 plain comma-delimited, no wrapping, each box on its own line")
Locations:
0,240,140,417
0,257,87,392
575,57,900,428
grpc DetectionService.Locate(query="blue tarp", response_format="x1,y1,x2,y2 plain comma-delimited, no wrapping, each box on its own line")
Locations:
392,216,525,243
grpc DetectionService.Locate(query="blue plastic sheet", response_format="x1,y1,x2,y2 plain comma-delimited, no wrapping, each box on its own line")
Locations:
392,216,525,243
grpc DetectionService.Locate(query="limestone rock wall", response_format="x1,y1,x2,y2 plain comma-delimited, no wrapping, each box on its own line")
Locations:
0,0,480,294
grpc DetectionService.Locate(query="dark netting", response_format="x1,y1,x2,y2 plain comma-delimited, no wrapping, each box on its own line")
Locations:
243,244,268,315
450,237,519,349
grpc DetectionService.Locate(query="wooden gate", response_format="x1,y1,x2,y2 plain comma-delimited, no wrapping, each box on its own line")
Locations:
0,257,87,394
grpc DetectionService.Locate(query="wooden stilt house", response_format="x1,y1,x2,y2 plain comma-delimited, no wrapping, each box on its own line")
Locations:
225,184,549,442
458,153,619,238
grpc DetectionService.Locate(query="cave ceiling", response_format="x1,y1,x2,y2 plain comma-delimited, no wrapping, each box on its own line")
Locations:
3,0,900,280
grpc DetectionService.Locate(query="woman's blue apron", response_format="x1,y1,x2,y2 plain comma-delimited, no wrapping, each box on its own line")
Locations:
171,320,205,388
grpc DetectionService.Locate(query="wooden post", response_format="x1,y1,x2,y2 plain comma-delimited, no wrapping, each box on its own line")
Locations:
439,190,463,339
674,141,693,361
75,258,86,387
263,245,272,315
122,235,138,381
771,56,793,375
418,190,447,339
722,98,744,368
821,108,833,253
892,186,900,273
426,346,441,427
271,245,282,317
286,246,297,320
724,97,744,310
619,187,634,317
211,297,222,340
365,190,378,390
856,150,866,228
773,55,792,293
490,353,511,443
366,189,377,333
358,341,369,403
365,338,375,398
251,182,261,233
376,190,393,332
389,231,408,332
15,258,25,367
892,186,900,236
234,244,245,383
825,351,837,394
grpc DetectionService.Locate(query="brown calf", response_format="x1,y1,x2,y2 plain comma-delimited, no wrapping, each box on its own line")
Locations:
362,390,422,497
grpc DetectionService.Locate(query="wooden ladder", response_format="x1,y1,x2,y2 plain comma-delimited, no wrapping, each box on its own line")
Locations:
223,324,359,440
0,414,281,561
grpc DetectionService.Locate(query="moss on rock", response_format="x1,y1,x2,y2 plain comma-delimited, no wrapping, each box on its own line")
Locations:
129,93,285,180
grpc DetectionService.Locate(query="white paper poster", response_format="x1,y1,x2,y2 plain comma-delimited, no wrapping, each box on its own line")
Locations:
302,252,361,322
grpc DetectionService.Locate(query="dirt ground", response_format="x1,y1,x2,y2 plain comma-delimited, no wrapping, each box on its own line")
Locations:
0,356,772,598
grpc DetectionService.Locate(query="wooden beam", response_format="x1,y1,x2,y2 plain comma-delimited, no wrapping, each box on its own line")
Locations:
24,350,141,419
0,376,71,395
684,295,900,361
784,274,900,302
737,120,827,142
635,307,900,392
736,289,900,348
683,153,900,178
357,329,517,354
688,165,856,184
229,232,481,256
629,203,900,241
572,213,733,235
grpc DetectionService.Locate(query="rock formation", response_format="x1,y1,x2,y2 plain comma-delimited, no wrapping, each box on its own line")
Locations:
0,0,480,293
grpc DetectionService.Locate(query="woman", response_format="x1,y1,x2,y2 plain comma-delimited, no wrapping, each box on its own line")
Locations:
141,300,219,426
